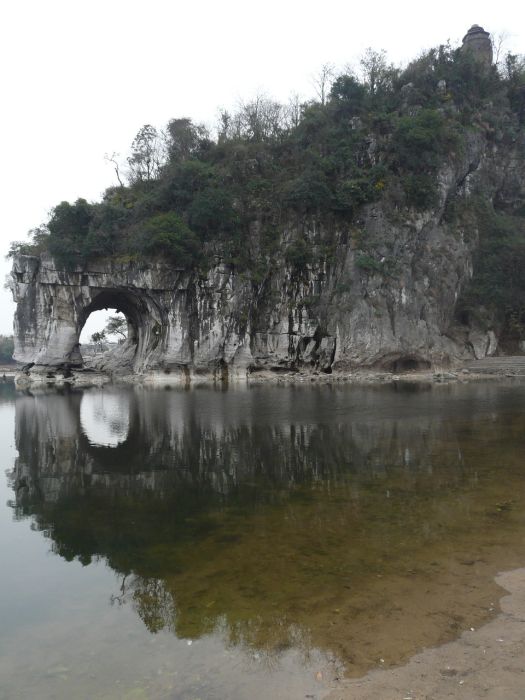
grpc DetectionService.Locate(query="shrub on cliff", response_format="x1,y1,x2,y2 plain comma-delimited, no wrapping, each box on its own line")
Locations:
284,238,313,272
0,336,14,365
47,199,94,267
13,34,525,282
457,206,525,343
188,188,239,238
133,213,201,267
390,108,462,208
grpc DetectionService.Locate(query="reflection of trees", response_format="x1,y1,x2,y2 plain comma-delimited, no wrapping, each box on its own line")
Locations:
0,379,16,404
112,576,178,635
115,571,314,661
9,382,525,669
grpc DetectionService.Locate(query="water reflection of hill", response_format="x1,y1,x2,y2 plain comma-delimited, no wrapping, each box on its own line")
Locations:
10,383,525,674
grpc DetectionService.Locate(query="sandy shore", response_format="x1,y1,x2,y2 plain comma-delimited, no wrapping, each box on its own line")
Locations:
327,567,525,700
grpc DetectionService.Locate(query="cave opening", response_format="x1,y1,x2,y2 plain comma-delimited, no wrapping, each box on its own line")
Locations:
388,357,431,373
80,309,128,347
77,290,144,369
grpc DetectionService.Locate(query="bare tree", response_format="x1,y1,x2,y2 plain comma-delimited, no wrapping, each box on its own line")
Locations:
492,31,510,69
243,94,285,140
500,52,525,82
218,94,286,141
104,152,125,187
312,63,335,105
126,125,164,184
217,109,232,142
283,93,304,129
359,48,398,96
216,91,307,142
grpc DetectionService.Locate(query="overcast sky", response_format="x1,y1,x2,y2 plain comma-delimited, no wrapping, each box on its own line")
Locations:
1,0,524,337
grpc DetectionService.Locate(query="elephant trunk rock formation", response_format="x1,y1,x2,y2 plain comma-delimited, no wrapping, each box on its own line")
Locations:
10,23,525,385
9,185,497,385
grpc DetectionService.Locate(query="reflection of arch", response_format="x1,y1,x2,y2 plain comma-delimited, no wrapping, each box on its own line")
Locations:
12,383,512,672
80,391,132,447
78,389,145,468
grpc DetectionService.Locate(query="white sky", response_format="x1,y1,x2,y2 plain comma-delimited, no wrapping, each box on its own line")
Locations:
1,0,524,336
79,309,125,343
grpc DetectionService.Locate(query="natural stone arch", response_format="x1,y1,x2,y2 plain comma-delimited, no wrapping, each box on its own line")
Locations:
9,253,190,376
77,288,167,374
80,290,141,343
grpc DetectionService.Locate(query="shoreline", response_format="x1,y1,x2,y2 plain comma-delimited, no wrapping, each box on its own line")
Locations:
326,567,525,699
10,366,524,389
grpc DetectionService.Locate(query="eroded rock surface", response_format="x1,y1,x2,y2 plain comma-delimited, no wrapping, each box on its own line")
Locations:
9,119,525,383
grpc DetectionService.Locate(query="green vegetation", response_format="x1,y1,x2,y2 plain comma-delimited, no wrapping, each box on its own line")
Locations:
104,315,127,339
90,315,128,347
284,239,313,272
9,42,525,284
0,335,14,365
457,204,525,345
355,254,384,273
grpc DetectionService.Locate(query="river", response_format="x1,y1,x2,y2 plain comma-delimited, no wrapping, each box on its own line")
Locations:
1,380,525,699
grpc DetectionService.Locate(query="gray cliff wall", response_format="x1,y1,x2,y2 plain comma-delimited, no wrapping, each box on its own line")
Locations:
10,127,523,380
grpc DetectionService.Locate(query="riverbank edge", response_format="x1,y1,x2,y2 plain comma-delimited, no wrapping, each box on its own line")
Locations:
326,567,525,699
11,366,523,389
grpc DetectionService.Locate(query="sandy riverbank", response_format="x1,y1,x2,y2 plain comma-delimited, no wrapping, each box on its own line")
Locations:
327,567,525,700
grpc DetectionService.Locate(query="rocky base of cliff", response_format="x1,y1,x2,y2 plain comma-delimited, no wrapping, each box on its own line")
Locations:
15,362,525,389
14,367,112,389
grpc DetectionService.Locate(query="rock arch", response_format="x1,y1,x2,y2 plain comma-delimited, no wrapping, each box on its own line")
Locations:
9,255,185,379
78,288,165,374
9,253,257,383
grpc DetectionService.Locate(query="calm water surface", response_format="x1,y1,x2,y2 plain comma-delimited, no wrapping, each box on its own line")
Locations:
2,380,525,699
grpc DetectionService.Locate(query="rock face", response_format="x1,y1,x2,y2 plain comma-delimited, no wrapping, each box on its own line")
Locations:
10,237,460,381
9,82,525,383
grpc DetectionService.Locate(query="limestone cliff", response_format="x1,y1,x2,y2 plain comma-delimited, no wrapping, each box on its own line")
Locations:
9,25,525,382
10,125,524,382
